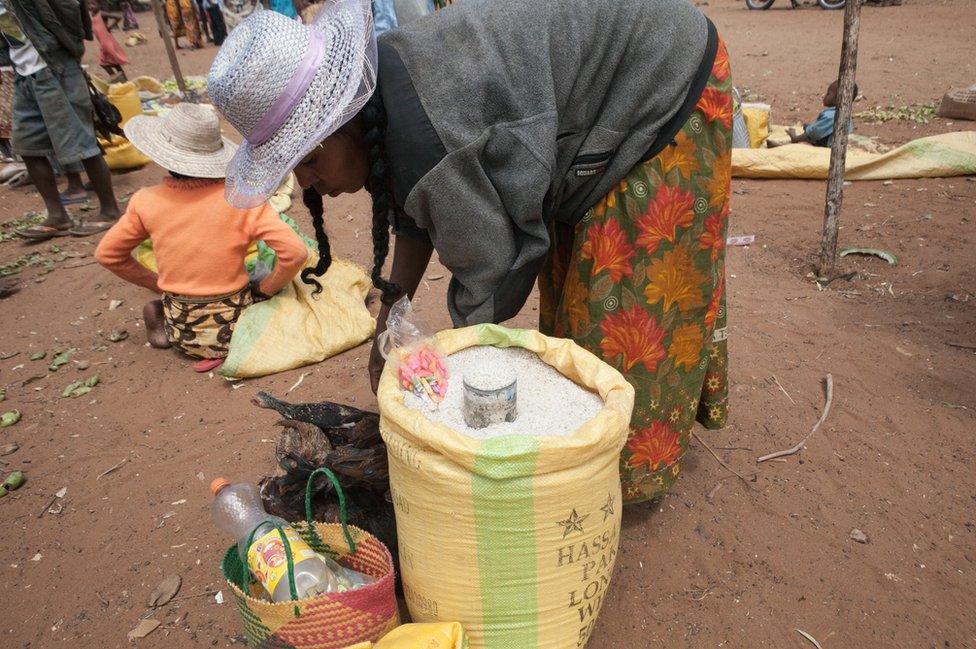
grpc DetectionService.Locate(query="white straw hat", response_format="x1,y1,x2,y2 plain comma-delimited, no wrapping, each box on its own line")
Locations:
208,0,377,208
124,103,238,178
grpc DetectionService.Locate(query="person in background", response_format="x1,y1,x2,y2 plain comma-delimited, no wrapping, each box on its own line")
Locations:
785,80,857,147
221,0,259,30
196,0,212,43
165,0,203,49
95,104,308,372
198,0,226,46
264,0,298,19
121,1,140,30
0,0,121,240
88,0,129,81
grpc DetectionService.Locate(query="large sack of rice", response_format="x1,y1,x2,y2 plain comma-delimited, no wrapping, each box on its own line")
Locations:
377,324,634,649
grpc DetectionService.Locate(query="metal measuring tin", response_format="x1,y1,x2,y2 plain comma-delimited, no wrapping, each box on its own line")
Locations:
462,370,518,429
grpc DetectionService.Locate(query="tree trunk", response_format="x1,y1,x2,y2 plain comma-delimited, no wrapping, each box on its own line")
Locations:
818,0,863,279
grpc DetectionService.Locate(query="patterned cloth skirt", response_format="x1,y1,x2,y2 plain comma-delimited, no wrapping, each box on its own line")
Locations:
161,285,253,359
540,41,733,505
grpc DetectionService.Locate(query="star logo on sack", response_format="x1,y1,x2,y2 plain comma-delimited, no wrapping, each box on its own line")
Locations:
556,508,589,538
601,494,615,522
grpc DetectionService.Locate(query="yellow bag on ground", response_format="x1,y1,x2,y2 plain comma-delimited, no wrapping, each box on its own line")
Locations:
377,325,635,649
355,623,469,648
741,103,771,148
220,257,375,379
99,133,150,170
107,81,143,126
733,130,976,180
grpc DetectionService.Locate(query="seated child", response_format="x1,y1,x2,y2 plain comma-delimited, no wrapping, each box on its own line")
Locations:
95,103,307,371
785,80,857,147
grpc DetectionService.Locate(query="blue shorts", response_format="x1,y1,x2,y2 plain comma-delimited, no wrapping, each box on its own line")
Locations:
11,59,101,165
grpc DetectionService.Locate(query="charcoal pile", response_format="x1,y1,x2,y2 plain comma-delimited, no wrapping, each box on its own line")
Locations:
252,392,397,561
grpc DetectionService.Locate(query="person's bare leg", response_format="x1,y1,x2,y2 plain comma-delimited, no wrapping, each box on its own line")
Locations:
80,154,120,221
63,170,87,201
22,156,72,229
143,300,172,349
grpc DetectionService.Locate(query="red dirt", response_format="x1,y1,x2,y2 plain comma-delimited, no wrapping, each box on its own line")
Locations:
0,1,974,647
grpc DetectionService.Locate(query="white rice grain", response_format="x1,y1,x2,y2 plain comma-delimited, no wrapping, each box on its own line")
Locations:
403,346,604,439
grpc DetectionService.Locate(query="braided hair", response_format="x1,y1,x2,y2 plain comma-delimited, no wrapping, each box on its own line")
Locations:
300,186,331,296
300,96,401,303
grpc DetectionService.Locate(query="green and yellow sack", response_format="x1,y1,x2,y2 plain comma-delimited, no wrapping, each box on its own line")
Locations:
377,325,634,649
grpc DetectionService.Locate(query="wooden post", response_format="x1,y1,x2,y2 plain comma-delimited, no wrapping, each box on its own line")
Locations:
817,0,863,279
148,0,189,97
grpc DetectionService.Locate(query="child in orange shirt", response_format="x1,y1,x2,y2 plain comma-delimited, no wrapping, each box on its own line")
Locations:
95,103,307,371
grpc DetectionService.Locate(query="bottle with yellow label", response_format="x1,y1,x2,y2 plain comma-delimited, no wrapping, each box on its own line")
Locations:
211,478,372,601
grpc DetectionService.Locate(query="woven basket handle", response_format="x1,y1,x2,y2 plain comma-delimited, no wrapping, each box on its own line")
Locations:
304,467,357,554
240,521,301,615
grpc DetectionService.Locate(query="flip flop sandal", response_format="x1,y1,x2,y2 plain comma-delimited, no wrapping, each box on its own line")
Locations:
16,225,72,241
193,358,224,373
5,169,30,187
68,221,115,236
60,193,89,206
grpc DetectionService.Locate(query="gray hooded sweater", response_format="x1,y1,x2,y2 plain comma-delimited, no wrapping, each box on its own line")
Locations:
377,0,716,326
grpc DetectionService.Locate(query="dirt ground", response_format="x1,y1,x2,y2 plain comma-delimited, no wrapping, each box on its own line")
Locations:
1,1,974,647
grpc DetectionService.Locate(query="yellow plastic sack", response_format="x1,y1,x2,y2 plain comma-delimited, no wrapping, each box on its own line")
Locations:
345,623,470,649
733,130,976,180
99,133,150,171
107,81,143,126
377,325,635,649
741,103,770,148
131,75,164,97
220,257,375,379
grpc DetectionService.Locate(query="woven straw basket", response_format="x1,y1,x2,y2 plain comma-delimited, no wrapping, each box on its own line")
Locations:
938,86,976,121
220,469,399,649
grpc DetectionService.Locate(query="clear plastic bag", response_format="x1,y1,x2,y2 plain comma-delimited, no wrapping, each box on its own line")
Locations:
378,297,448,406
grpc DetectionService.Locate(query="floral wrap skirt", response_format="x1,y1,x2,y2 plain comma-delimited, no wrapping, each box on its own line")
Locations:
540,42,733,505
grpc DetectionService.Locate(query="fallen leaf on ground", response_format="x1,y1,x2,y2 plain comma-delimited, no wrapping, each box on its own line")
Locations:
29,351,45,361
62,375,99,398
147,574,182,608
1,410,21,427
839,247,898,266
0,443,19,456
108,299,123,311
48,348,77,372
54,487,67,498
107,331,128,343
127,619,161,641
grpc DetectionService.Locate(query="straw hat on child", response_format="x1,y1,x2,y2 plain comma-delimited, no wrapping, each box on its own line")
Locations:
124,103,238,179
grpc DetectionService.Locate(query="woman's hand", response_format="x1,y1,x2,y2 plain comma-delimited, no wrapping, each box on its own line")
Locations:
369,301,392,393
368,336,386,394
367,234,435,393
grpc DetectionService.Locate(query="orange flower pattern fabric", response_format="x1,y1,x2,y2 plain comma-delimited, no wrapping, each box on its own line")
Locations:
540,42,732,504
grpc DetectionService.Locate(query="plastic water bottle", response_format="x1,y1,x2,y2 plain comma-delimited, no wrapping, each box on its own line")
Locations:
210,478,372,601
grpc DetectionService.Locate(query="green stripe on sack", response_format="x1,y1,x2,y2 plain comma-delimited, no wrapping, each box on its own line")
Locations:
900,138,976,174
472,435,540,649
219,300,275,377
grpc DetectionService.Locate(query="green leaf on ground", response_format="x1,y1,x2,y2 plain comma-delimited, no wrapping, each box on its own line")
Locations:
0,410,21,427
62,375,99,398
30,351,46,361
48,348,78,372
